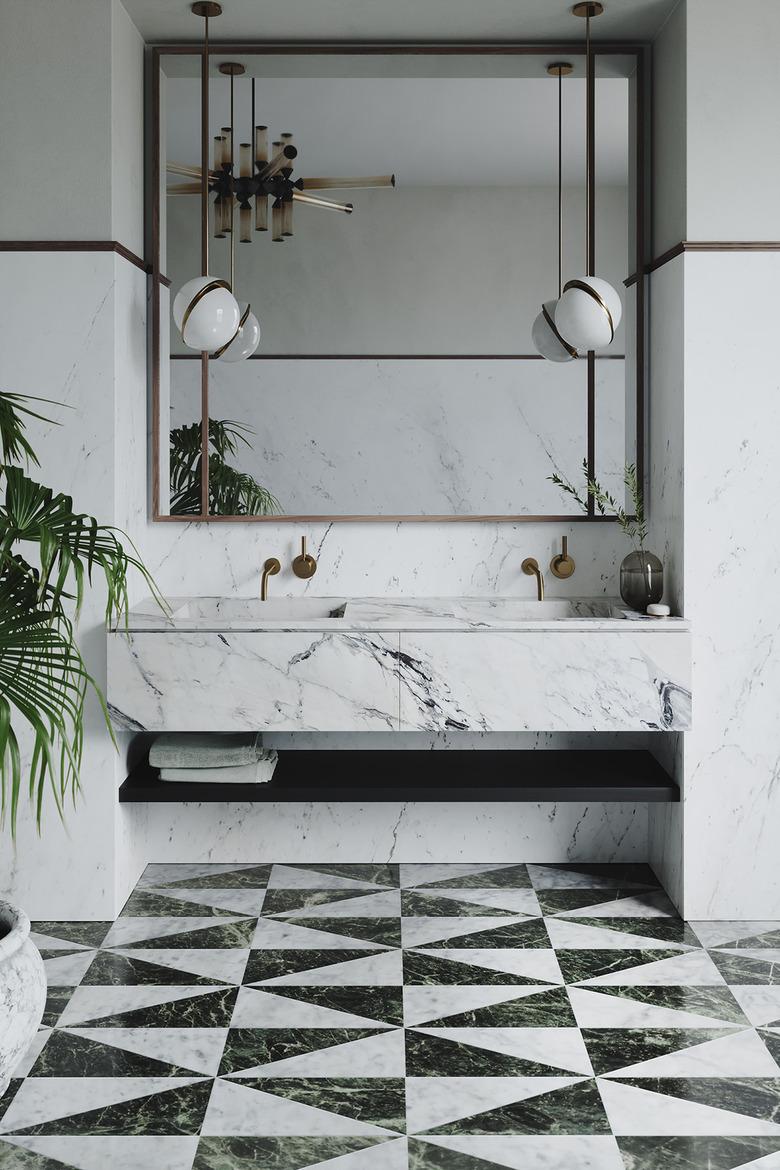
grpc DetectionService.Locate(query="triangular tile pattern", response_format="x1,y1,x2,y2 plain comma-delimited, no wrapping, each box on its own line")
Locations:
6,860,780,1168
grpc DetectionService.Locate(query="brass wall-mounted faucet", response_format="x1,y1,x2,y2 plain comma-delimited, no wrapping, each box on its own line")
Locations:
521,557,545,601
260,557,281,600
550,535,576,579
292,536,317,580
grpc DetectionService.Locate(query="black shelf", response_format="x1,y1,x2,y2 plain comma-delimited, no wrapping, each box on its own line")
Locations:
118,749,679,804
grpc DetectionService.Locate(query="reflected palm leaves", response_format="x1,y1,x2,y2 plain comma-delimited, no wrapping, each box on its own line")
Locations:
169,417,281,516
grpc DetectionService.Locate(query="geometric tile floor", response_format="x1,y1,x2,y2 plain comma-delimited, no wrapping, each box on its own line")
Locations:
2,861,780,1169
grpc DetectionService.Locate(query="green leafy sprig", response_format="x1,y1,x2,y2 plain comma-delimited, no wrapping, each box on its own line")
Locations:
548,459,647,549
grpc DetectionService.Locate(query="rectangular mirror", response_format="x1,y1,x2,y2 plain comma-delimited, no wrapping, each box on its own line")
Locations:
150,47,646,520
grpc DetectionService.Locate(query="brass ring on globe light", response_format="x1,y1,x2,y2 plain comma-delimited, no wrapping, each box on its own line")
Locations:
180,278,232,338
212,300,252,359
541,303,578,359
562,278,615,343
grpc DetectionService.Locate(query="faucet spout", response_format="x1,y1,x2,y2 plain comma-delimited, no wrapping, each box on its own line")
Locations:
521,557,545,601
261,557,281,600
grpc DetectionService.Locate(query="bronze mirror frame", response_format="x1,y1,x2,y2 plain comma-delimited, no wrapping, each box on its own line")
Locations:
147,40,649,523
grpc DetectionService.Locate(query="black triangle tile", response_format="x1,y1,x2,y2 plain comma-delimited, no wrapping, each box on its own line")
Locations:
537,888,657,916
582,1027,739,1075
161,865,271,889
590,984,749,1025
758,1029,780,1068
565,916,700,946
421,1077,610,1135
715,928,780,950
119,891,236,918
82,950,224,987
0,1079,24,1125
81,986,238,1029
267,984,404,1026
534,863,660,886
291,863,400,887
40,988,74,1028
12,1079,213,1136
218,1027,382,1075
244,947,386,984
405,1030,571,1077
123,919,257,950
416,865,532,890
276,917,401,947
403,951,546,987
244,1077,406,1132
402,892,511,918
424,986,576,1028
193,1137,387,1170
710,951,780,985
613,1077,780,1122
37,948,88,963
27,1029,204,1078
31,922,112,948
424,918,550,950
0,1140,78,1169
261,889,382,916
409,1140,509,1170
556,948,683,985
617,1136,780,1170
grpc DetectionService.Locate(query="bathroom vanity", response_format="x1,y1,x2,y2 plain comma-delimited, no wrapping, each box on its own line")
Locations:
108,597,691,734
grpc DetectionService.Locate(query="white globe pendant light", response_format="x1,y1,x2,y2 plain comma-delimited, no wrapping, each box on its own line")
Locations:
216,301,261,361
554,2,622,354
532,61,577,362
173,276,240,351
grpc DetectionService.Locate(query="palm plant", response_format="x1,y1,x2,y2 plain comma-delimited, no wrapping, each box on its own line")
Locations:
169,418,280,516
0,392,164,833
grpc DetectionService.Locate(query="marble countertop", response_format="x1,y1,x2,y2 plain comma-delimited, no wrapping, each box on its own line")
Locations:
115,596,690,634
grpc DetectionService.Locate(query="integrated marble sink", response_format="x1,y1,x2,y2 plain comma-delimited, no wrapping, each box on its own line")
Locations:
109,595,692,733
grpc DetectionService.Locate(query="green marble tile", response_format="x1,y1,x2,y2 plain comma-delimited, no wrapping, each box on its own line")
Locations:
261,889,379,916
714,928,780,950
291,864,400,887
244,948,386,985
266,985,403,1026
245,1078,406,1132
424,986,576,1028
83,986,238,1029
582,1027,739,1075
534,863,659,887
758,1029,780,1068
0,1080,23,1125
537,888,657,916
36,948,86,963
565,916,700,946
161,865,272,890
614,1077,780,1123
403,951,544,987
28,1029,201,1078
276,917,401,948
409,1139,508,1170
402,893,511,919
193,1137,385,1170
417,865,532,891
82,950,224,987
12,1079,213,1136
423,918,550,951
119,891,236,919
0,1141,77,1170
218,1027,382,1075
617,1136,780,1170
555,948,683,985
420,1077,611,1135
710,951,780,985
125,919,257,950
40,988,73,1028
31,922,112,948
590,984,749,1025
405,1030,572,1077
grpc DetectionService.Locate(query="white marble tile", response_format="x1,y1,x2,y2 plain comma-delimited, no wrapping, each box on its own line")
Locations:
66,1027,228,1077
229,1028,406,1078
1,1137,200,1170
257,949,403,987
580,949,726,988
411,947,563,985
545,919,690,952
403,985,550,1028
231,986,394,1031
415,1136,625,1170
405,1076,583,1134
568,987,734,1031
401,916,534,950
602,1028,779,1079
598,1078,780,1137
410,1026,593,1076
0,1077,203,1135
202,1076,396,1136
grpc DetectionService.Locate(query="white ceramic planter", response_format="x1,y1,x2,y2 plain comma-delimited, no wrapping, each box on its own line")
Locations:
0,901,46,1094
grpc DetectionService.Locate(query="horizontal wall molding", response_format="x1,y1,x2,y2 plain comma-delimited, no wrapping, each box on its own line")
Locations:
625,240,780,286
0,241,172,286
169,352,626,361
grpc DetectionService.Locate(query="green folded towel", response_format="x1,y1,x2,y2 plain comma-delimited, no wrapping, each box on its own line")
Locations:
150,732,261,769
160,751,277,784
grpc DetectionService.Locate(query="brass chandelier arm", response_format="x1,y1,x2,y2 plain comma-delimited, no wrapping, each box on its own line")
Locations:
292,190,354,214
167,161,219,180
300,174,396,191
256,144,298,181
167,183,202,195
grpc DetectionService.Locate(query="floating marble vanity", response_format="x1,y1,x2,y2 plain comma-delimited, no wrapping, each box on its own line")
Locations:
107,597,691,733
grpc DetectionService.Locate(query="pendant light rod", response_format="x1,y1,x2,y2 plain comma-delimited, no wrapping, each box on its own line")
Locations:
191,3,222,275
572,2,602,276
547,62,573,298
230,67,235,292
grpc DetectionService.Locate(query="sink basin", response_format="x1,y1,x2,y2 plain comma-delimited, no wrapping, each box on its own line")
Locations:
171,598,347,622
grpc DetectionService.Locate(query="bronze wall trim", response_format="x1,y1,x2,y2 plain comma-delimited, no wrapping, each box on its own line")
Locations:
0,240,171,285
152,511,623,525
624,240,780,286
168,352,626,361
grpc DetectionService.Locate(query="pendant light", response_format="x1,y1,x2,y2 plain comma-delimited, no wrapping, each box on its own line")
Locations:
172,3,240,352
212,65,262,362
555,2,622,352
532,61,577,363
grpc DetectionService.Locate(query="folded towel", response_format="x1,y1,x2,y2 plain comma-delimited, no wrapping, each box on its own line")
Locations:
150,732,261,769
159,751,277,785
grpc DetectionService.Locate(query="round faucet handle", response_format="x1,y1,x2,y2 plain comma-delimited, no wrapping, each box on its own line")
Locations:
292,536,317,580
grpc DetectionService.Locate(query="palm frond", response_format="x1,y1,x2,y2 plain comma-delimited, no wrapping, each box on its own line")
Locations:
0,392,62,469
169,418,280,517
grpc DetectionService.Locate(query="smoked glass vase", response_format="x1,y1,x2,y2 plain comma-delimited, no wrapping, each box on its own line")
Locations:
620,549,663,613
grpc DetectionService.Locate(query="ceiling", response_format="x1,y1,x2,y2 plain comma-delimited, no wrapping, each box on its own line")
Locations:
165,75,629,186
126,0,678,44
